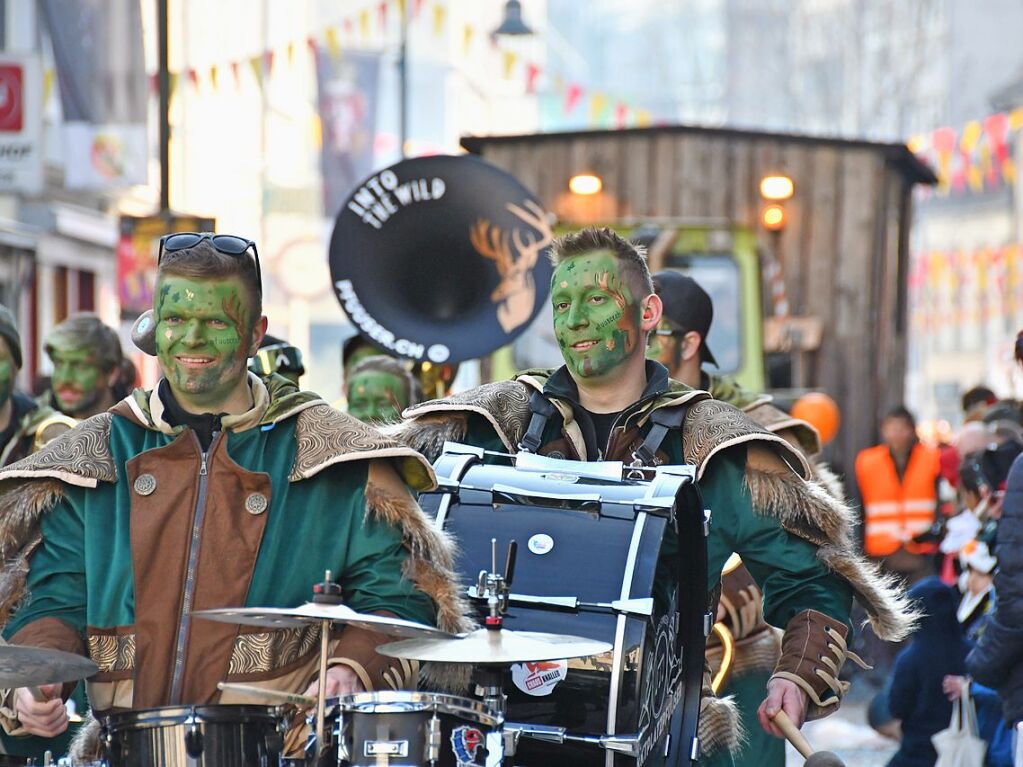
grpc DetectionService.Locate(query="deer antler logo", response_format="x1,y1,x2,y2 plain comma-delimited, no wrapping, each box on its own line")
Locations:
469,200,553,333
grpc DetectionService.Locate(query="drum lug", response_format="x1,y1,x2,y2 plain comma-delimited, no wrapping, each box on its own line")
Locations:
427,713,442,762
184,725,204,758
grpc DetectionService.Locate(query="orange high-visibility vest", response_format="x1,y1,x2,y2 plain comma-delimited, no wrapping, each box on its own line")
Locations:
855,443,941,557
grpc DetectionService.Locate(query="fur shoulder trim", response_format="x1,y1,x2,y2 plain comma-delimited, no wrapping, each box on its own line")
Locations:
682,399,811,480
0,413,115,488
364,462,472,691
698,693,743,756
745,463,918,641
292,404,436,492
399,380,532,456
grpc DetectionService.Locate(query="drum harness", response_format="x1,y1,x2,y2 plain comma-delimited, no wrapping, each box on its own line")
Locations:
516,391,711,766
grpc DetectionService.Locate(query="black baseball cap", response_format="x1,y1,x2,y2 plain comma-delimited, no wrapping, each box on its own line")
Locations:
651,270,718,366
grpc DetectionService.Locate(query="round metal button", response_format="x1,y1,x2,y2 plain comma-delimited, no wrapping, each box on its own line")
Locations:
133,474,157,496
245,493,268,515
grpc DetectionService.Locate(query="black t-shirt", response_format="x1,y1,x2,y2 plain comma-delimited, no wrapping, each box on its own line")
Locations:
158,380,223,451
584,408,620,456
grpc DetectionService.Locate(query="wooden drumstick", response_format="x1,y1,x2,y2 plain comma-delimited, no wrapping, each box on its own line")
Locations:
217,682,316,708
771,710,813,759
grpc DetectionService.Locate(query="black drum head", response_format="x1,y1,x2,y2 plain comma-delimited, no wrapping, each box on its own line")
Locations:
329,155,553,364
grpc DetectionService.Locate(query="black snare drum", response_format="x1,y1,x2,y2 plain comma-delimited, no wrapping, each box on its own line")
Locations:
100,704,286,767
423,445,707,767
325,691,503,766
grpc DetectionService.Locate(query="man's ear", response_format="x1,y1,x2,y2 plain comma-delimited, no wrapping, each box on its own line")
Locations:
680,331,703,362
640,294,662,332
249,316,269,356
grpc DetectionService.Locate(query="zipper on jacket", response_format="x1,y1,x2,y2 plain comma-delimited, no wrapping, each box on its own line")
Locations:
168,430,220,704
602,393,662,460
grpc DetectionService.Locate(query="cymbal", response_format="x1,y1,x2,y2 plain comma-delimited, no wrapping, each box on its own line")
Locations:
0,645,97,688
192,603,452,640
378,628,612,665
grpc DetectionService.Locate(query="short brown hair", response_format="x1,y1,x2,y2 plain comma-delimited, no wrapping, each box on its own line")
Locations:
549,227,653,297
157,238,262,326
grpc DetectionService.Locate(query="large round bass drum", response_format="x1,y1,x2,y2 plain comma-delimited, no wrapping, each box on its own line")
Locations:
423,444,709,767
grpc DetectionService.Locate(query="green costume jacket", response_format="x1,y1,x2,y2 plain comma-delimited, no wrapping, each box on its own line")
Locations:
394,362,912,755
0,374,469,756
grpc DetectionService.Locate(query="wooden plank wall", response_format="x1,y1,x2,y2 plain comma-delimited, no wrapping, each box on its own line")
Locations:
477,134,911,473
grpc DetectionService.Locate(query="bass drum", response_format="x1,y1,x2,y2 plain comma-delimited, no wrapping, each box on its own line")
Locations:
424,447,706,767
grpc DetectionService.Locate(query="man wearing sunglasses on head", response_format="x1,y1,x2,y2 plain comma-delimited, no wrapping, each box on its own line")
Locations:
0,233,467,757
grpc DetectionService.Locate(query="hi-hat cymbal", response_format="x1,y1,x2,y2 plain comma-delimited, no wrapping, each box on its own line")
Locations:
0,645,97,688
192,603,452,640
378,628,612,665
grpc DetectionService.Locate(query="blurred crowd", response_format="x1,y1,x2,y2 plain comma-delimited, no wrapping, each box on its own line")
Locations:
853,335,1023,767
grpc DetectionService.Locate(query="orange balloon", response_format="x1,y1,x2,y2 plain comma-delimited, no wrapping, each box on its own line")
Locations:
791,392,841,446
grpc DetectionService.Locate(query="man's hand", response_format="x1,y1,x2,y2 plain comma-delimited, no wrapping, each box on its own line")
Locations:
757,678,808,738
302,665,364,700
14,684,68,738
942,674,968,700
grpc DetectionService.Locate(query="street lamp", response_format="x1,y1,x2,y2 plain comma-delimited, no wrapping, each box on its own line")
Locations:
493,0,534,36
569,173,602,195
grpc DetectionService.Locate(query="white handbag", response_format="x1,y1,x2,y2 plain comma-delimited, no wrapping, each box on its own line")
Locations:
932,684,987,767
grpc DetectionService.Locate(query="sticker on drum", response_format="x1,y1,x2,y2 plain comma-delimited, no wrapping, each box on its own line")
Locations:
511,660,568,696
450,725,485,766
527,533,554,555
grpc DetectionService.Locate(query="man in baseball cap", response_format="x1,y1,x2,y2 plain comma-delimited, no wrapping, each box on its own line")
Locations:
647,270,720,384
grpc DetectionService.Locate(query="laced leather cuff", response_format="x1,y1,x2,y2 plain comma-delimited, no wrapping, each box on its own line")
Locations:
770,609,869,720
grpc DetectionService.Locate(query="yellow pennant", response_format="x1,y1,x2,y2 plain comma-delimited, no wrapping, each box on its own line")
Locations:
326,26,342,60
502,49,517,78
249,55,263,87
462,23,474,55
43,68,55,103
209,65,218,90
359,9,371,38
589,93,607,122
432,3,446,36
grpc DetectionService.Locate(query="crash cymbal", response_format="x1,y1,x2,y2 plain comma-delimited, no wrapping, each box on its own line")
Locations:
0,645,97,688
377,628,612,665
192,603,452,640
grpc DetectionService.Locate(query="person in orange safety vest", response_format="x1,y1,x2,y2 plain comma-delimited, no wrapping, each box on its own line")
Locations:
855,405,941,581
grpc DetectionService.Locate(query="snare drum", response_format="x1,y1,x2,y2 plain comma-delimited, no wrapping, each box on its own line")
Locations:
326,691,503,767
100,704,286,767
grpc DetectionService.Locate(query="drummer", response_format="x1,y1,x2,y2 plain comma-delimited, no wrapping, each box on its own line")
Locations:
396,227,913,765
0,233,467,755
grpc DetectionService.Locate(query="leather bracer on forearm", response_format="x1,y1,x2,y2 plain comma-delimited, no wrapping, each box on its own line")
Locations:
770,609,869,720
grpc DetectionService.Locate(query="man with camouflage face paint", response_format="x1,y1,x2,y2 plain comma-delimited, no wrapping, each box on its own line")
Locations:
346,356,418,425
44,314,131,419
0,234,467,757
396,227,911,765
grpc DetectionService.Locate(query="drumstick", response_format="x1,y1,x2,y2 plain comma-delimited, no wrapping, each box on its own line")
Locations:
216,682,316,707
771,710,813,759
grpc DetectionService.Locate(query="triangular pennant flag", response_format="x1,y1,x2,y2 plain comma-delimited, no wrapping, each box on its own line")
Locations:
462,23,474,55
209,65,218,90
589,93,607,123
359,9,371,38
231,61,241,88
525,63,540,93
614,102,628,129
564,83,582,114
378,1,388,28
343,17,354,36
502,49,517,79
413,0,425,17
249,55,263,87
264,50,275,76
287,41,295,66
635,109,651,127
396,0,406,16
44,68,56,102
325,27,342,60
307,36,317,54
432,3,446,36
187,68,200,89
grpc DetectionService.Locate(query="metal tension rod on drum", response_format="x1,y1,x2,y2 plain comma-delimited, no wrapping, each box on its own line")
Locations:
311,570,343,761
506,722,646,758
465,587,654,617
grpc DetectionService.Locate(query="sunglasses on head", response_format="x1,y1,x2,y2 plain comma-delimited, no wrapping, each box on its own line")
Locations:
158,232,262,295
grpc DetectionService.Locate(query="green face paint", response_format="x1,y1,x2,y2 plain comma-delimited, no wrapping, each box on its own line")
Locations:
155,275,254,411
0,339,14,411
49,346,105,416
646,320,680,368
347,371,408,424
551,250,643,379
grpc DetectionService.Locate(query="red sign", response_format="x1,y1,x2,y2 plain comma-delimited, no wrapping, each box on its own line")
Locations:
0,65,24,132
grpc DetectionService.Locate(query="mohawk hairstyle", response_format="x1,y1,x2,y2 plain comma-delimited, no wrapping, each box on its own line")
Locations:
549,226,654,297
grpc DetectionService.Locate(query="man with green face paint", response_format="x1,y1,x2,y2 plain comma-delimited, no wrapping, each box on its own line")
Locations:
0,235,468,759
347,356,419,425
396,227,912,765
44,314,135,420
0,305,72,467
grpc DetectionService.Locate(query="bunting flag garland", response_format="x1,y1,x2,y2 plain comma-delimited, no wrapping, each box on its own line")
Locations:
146,0,656,131
911,107,1023,198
